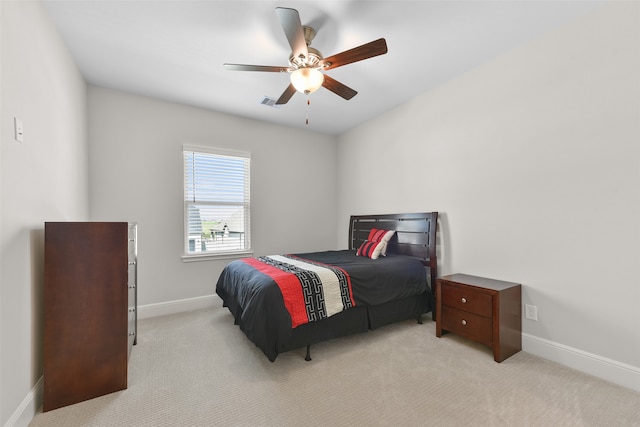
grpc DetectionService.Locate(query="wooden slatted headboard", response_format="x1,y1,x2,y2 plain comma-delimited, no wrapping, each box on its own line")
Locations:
349,212,438,289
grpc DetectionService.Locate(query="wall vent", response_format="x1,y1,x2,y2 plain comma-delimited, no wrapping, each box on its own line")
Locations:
259,96,280,108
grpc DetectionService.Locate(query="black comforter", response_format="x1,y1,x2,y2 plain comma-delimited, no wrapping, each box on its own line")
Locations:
215,250,428,360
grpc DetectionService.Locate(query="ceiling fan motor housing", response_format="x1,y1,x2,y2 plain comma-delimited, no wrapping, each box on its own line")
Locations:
290,46,323,69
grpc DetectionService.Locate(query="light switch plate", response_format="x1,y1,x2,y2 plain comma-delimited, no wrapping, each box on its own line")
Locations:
14,117,24,143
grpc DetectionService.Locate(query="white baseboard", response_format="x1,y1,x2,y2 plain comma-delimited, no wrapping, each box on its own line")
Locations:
522,333,640,392
137,294,217,319
4,377,42,427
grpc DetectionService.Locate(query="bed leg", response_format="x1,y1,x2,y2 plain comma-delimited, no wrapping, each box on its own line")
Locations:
305,345,312,361
417,315,423,325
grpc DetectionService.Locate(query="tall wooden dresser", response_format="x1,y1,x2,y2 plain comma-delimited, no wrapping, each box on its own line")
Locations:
43,222,137,411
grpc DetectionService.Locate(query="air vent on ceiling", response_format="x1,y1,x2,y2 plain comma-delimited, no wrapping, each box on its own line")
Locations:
259,96,280,108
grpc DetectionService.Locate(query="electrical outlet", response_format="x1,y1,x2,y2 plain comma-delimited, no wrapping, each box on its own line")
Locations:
525,304,538,321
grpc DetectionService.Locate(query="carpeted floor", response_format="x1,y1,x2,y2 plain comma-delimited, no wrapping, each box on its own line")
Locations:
30,301,640,426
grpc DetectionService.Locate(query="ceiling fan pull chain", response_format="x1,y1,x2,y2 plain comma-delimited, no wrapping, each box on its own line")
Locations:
306,97,310,125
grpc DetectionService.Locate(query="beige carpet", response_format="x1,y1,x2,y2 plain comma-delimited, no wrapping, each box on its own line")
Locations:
30,300,639,426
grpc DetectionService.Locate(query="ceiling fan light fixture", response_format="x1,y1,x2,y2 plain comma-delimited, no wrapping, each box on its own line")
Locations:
290,68,324,95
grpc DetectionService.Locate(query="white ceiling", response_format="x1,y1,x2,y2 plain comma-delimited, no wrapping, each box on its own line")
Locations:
42,0,603,136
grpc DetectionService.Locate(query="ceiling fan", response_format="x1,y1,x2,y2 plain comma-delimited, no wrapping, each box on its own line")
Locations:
223,7,388,105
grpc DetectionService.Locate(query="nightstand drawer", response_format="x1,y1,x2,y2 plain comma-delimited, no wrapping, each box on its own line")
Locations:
441,283,492,317
441,306,492,347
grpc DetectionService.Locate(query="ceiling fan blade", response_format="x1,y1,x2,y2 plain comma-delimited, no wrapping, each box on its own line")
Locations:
320,38,388,70
275,83,297,105
223,64,289,73
275,7,309,62
322,75,357,100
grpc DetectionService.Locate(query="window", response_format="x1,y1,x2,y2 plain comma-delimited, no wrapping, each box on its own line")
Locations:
183,146,251,258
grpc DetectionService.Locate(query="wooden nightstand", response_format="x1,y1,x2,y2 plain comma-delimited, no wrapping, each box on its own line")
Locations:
436,274,522,362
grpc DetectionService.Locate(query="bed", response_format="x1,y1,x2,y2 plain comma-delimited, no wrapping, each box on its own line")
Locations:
215,212,438,361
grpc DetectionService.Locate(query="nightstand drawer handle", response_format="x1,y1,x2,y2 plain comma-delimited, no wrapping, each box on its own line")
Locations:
461,319,467,326
461,297,467,303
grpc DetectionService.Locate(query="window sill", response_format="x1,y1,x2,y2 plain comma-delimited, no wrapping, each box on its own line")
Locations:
181,250,253,263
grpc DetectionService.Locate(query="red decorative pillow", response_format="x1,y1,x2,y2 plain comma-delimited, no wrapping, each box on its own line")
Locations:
356,240,386,259
368,228,395,243
367,228,395,256
367,228,388,242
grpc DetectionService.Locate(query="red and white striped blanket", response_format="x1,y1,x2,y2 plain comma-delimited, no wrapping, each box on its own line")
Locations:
241,255,355,328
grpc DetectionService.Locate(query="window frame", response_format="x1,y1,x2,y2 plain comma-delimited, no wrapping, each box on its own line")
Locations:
181,145,252,262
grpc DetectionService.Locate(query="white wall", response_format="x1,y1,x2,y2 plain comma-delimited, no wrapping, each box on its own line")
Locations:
87,87,338,309
0,1,88,426
337,2,640,387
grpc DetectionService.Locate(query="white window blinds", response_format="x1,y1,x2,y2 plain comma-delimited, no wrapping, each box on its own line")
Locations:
183,147,251,256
